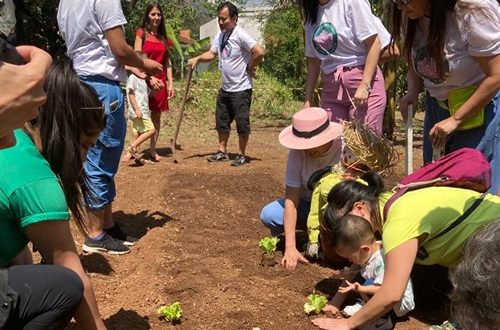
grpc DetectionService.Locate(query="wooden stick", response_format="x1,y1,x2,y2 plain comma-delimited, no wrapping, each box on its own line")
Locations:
171,65,194,151
405,104,413,175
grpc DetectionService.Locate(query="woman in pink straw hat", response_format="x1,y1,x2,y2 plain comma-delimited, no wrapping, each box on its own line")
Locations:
260,107,343,271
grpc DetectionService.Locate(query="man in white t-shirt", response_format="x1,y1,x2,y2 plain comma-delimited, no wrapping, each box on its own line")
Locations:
187,1,264,167
57,0,162,254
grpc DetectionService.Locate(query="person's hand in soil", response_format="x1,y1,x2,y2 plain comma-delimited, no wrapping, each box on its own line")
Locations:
312,316,351,330
322,302,340,315
281,246,309,271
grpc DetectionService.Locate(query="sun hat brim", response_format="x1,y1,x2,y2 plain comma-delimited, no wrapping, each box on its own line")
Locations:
278,121,343,150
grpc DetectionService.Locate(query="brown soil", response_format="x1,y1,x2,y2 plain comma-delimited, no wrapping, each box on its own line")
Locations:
69,113,448,329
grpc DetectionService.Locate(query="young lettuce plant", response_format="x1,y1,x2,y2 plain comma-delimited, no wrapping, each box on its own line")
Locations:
259,236,280,255
303,292,328,315
157,302,182,322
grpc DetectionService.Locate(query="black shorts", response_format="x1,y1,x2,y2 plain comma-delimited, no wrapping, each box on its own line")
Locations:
215,89,252,135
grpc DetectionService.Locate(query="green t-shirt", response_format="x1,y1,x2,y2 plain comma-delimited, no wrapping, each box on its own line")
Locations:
382,186,500,267
0,130,69,267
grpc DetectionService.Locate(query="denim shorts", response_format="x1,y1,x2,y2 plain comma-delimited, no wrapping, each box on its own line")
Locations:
477,93,500,194
80,75,126,210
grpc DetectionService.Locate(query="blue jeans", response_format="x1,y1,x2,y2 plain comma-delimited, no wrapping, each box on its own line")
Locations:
80,76,126,210
477,94,500,194
260,198,311,236
423,92,496,164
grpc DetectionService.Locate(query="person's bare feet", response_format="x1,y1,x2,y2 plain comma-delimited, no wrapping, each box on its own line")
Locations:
150,151,162,162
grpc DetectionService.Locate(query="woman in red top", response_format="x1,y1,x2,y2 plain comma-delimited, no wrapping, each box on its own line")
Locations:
135,2,174,162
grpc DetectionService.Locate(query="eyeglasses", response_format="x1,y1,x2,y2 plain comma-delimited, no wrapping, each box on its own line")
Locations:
392,0,411,5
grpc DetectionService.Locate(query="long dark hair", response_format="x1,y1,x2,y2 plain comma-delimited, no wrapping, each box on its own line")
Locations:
300,0,319,24
391,0,457,79
321,172,385,243
28,59,105,233
140,2,168,44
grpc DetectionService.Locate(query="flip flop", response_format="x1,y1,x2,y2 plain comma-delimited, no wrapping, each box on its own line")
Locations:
128,145,141,160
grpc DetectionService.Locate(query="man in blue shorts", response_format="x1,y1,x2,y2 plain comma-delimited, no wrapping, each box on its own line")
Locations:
58,0,162,254
188,1,264,167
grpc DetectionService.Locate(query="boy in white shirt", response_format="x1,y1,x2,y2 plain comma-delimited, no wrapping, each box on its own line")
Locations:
122,52,156,164
323,215,414,330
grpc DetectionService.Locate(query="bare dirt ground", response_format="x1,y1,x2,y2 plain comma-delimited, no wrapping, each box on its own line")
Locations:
69,112,449,330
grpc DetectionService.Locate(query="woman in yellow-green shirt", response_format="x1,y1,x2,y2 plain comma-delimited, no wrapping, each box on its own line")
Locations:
312,171,499,330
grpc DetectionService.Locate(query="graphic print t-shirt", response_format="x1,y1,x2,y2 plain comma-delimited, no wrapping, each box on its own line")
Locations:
411,0,500,100
210,25,257,92
304,0,379,74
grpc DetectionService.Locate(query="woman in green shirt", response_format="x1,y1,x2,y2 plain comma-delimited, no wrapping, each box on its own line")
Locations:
0,60,106,329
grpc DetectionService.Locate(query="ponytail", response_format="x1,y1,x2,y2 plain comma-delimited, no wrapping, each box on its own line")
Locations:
321,172,385,242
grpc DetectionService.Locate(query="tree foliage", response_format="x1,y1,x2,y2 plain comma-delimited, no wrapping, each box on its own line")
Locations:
261,7,305,98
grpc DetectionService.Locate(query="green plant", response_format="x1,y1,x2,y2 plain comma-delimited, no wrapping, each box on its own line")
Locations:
157,302,182,322
303,292,328,315
259,236,279,254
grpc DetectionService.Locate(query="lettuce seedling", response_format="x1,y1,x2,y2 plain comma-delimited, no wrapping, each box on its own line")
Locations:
303,293,328,315
259,236,280,254
157,302,182,322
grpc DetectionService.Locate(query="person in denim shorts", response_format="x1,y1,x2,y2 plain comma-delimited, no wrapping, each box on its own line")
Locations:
58,0,163,254
187,1,264,167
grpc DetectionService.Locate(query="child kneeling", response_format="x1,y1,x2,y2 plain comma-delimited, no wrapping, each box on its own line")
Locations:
323,215,414,329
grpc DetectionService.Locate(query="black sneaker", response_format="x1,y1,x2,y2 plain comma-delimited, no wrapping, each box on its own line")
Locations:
231,154,246,167
106,223,138,246
82,233,130,255
207,150,229,162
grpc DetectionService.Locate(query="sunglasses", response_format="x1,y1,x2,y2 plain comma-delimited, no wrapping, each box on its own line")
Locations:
81,103,108,126
392,0,411,5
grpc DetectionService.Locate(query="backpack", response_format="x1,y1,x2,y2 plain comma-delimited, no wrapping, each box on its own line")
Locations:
383,148,491,260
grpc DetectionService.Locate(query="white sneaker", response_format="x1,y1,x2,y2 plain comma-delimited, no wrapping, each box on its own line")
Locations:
342,301,364,317
359,315,393,330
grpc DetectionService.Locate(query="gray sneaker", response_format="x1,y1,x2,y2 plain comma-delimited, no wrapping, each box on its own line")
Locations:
207,150,229,162
83,233,130,255
231,154,246,167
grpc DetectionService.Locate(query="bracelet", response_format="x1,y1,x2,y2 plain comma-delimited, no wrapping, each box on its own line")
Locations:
361,80,372,93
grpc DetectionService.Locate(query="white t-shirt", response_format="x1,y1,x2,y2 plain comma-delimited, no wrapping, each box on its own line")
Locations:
126,75,150,120
304,0,380,74
411,0,500,100
284,140,342,201
0,0,15,37
361,246,415,317
57,0,127,82
374,17,390,50
210,25,257,92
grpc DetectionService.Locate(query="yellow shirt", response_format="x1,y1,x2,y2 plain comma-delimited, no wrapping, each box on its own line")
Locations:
307,171,391,244
382,187,500,267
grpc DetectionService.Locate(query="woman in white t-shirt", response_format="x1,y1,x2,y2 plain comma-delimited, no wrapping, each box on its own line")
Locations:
260,107,342,270
393,0,500,194
301,0,387,134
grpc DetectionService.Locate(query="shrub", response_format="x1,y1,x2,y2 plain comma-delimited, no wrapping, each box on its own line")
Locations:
179,68,302,127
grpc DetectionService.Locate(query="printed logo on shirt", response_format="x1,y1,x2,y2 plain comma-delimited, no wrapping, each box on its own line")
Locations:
312,22,338,55
413,46,449,84
220,42,232,60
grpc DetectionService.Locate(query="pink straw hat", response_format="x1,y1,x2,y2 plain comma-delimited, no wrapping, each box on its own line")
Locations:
279,107,342,150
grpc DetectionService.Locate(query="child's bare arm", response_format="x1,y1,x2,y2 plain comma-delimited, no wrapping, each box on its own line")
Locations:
323,289,348,314
355,284,380,296
128,89,142,119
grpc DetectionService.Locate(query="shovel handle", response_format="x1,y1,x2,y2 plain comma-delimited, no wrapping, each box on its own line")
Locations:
172,65,194,149
405,104,414,175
